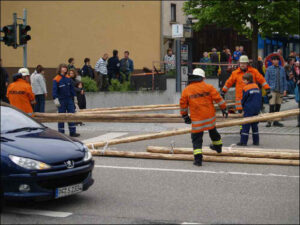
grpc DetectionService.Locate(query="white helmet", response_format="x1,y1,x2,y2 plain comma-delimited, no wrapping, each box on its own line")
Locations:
18,68,30,76
239,55,249,63
191,68,205,78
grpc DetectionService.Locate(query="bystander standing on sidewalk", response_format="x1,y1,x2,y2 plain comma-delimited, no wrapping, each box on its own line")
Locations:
95,53,109,91
81,58,95,79
200,51,211,71
164,48,175,72
233,46,241,63
67,57,76,70
120,51,134,83
30,65,47,112
210,48,219,77
107,50,120,84
265,55,288,127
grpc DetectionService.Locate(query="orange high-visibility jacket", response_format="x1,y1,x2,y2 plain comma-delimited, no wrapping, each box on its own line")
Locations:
222,66,270,110
180,81,226,133
6,78,35,115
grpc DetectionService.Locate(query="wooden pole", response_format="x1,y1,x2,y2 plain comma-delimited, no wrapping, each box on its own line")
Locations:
80,101,235,112
146,146,300,159
90,150,299,166
34,112,241,123
85,109,300,148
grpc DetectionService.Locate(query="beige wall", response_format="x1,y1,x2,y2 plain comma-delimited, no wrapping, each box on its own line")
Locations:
1,1,161,69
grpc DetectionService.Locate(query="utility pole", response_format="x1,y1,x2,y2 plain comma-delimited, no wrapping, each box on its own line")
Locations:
175,39,181,93
22,9,28,68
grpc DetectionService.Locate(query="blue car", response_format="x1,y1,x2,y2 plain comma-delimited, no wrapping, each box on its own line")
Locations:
0,102,94,201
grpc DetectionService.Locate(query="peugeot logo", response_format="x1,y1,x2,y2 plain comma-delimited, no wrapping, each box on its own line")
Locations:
64,160,74,169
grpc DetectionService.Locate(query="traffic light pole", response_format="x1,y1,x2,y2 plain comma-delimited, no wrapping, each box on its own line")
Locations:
22,9,28,68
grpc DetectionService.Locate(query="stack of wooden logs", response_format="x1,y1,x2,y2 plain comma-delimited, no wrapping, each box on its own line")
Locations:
90,147,299,166
33,102,238,123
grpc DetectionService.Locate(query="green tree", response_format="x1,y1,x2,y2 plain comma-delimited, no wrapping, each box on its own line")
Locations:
184,0,300,66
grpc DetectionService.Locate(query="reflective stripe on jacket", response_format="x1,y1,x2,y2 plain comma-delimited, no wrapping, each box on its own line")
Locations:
180,81,226,133
222,66,270,110
6,78,35,114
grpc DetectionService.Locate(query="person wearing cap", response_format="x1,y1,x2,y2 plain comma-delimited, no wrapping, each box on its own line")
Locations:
180,68,228,166
265,55,288,127
221,55,271,112
6,69,35,115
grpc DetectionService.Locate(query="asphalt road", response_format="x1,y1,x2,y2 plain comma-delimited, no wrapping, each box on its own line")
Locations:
1,118,299,224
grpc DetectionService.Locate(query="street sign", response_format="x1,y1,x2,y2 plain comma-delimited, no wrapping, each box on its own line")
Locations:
181,44,188,61
172,24,183,38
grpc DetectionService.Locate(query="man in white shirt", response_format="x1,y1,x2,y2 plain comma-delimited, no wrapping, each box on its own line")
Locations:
95,53,109,91
30,65,47,112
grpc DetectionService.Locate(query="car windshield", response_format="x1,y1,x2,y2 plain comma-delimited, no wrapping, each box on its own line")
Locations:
0,106,44,133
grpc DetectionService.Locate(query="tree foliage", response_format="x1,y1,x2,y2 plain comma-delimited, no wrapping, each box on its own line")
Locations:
184,0,299,39
183,0,300,62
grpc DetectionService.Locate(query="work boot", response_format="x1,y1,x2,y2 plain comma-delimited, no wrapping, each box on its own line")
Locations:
209,144,222,153
273,121,284,127
266,122,272,127
70,133,80,137
193,154,202,166
236,142,247,146
253,142,259,146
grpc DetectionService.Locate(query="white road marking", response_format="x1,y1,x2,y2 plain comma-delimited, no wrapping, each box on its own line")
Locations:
95,165,299,178
82,132,128,144
5,207,73,218
181,223,202,225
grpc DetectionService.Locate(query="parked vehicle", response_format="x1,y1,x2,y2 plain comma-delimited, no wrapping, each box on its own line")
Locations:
0,102,94,201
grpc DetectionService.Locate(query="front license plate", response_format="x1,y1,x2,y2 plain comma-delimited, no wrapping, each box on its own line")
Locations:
55,183,83,199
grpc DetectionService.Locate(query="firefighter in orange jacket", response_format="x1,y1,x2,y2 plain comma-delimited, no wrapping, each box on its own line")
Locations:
180,68,228,166
6,71,35,115
221,55,271,112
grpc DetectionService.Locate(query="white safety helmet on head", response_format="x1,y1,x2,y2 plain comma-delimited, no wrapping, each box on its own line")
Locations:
191,68,205,78
18,68,30,76
239,55,249,63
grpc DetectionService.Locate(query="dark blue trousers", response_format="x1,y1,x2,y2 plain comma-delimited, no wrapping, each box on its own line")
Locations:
58,98,76,135
34,94,45,113
240,114,259,145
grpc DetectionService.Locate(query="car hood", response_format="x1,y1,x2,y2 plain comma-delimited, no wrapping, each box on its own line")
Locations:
1,128,85,164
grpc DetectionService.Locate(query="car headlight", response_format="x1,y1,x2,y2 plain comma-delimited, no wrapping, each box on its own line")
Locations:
83,145,93,162
9,155,51,170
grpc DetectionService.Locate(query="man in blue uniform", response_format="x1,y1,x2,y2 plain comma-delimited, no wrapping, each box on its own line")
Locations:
53,64,80,137
238,73,262,146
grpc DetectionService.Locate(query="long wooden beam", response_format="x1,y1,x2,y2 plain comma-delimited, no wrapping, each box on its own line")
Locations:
76,104,235,114
146,146,300,159
81,101,236,112
34,112,242,123
85,109,300,148
90,150,299,166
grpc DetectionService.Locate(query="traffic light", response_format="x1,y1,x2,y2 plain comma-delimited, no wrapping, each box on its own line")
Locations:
19,24,31,45
1,25,17,48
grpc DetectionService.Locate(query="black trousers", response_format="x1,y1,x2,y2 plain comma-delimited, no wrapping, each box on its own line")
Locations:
191,127,221,151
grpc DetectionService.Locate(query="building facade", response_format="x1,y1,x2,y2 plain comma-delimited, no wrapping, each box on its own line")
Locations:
1,1,161,71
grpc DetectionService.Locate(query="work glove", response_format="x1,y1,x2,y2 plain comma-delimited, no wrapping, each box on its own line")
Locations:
182,114,192,124
266,89,272,100
53,98,61,108
220,91,226,99
222,108,228,118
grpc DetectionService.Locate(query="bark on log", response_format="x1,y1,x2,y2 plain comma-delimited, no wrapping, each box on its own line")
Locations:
85,109,300,148
90,150,299,166
146,146,299,159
